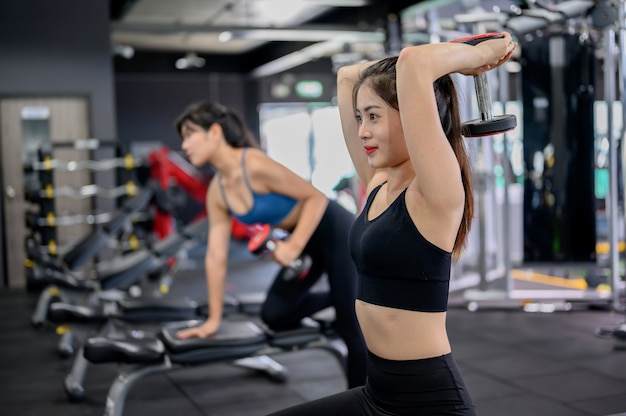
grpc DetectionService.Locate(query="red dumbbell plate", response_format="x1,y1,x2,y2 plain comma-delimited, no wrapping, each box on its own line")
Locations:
248,224,272,254
450,32,504,46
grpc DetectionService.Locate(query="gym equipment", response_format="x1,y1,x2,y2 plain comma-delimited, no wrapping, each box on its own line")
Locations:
23,142,144,268
504,0,596,36
464,11,615,312
31,216,209,333
30,214,208,349
450,32,517,137
25,183,143,202
29,146,258,327
26,179,156,273
32,217,212,400
81,310,345,416
27,183,157,323
597,0,624,314
248,224,312,281
146,146,257,241
57,293,243,402
597,322,626,350
591,0,626,347
24,155,144,173
148,147,207,239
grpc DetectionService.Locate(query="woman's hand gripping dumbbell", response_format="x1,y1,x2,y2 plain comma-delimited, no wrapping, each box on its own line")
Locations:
451,32,517,137
248,224,312,281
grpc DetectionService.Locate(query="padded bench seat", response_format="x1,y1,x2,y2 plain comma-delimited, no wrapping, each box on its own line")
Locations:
78,310,345,416
84,335,164,364
47,294,245,326
82,319,327,366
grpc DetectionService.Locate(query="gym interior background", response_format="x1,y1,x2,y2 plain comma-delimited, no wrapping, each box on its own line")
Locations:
2,0,626,415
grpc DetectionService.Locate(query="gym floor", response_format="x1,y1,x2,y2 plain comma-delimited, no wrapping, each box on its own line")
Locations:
2,239,626,416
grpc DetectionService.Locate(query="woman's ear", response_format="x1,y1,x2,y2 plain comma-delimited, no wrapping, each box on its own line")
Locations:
208,122,224,139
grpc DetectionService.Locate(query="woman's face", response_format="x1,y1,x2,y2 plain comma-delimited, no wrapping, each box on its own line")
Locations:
180,120,216,166
355,84,408,169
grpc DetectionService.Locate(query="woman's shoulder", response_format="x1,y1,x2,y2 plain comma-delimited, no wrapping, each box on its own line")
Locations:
243,146,265,155
244,147,272,169
243,147,269,164
244,147,290,184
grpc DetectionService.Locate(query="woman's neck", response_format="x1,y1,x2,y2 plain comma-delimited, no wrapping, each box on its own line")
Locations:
211,146,243,179
386,161,414,194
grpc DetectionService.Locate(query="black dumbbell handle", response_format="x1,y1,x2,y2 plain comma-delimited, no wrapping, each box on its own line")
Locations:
265,239,309,271
249,225,311,279
265,239,278,252
475,71,493,122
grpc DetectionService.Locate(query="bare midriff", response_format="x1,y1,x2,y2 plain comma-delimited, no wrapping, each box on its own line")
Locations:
355,299,451,360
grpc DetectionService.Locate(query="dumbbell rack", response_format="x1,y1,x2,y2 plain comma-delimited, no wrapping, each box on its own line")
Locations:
24,141,146,267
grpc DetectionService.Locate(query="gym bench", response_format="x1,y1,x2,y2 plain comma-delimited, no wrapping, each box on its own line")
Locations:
82,313,346,416
31,216,209,333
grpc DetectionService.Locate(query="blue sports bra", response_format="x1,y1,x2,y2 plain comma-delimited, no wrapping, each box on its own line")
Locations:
218,148,297,226
348,183,452,312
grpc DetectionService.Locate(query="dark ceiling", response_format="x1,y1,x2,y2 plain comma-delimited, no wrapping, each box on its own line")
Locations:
110,0,426,75
108,0,602,76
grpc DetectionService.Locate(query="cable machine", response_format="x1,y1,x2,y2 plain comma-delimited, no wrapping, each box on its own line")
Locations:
593,0,626,348
456,0,622,311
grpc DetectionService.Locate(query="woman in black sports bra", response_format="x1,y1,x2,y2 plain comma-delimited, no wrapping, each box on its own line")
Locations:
173,101,367,389
267,33,517,415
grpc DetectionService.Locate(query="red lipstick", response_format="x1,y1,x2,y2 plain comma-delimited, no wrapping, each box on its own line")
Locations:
364,146,377,155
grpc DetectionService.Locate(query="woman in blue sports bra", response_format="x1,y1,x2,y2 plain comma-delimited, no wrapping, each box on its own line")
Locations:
174,101,367,389
267,33,517,415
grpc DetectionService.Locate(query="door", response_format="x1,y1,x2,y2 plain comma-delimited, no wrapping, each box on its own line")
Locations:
1,97,90,288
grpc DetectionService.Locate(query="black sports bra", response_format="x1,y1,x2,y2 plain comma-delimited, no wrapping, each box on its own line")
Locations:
348,183,452,312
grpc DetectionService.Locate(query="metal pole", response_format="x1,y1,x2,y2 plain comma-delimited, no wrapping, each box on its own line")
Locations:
498,63,513,294
476,21,495,291
619,0,626,313
605,28,620,310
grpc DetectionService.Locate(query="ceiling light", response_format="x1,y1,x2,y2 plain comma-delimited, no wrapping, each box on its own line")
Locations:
256,0,310,25
218,31,233,42
250,40,345,78
113,44,134,59
175,52,205,70
224,29,383,43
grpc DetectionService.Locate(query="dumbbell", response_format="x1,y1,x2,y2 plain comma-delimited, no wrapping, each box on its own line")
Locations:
248,224,312,281
451,32,517,137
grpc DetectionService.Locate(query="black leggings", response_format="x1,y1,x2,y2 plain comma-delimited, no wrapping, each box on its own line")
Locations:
267,351,476,416
260,200,366,388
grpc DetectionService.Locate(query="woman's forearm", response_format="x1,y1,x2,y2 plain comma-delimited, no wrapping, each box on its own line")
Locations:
206,251,227,323
397,35,514,82
287,193,328,252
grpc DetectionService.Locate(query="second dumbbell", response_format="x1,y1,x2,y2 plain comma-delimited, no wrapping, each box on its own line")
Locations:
248,224,312,281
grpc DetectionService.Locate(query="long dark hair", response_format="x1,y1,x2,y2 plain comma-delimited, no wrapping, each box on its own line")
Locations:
175,101,258,148
353,57,474,259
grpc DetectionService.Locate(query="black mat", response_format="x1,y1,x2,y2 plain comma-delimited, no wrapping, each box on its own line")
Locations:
2,241,626,416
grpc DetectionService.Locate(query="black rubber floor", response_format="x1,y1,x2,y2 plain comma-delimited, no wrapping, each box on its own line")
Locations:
2,240,626,416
